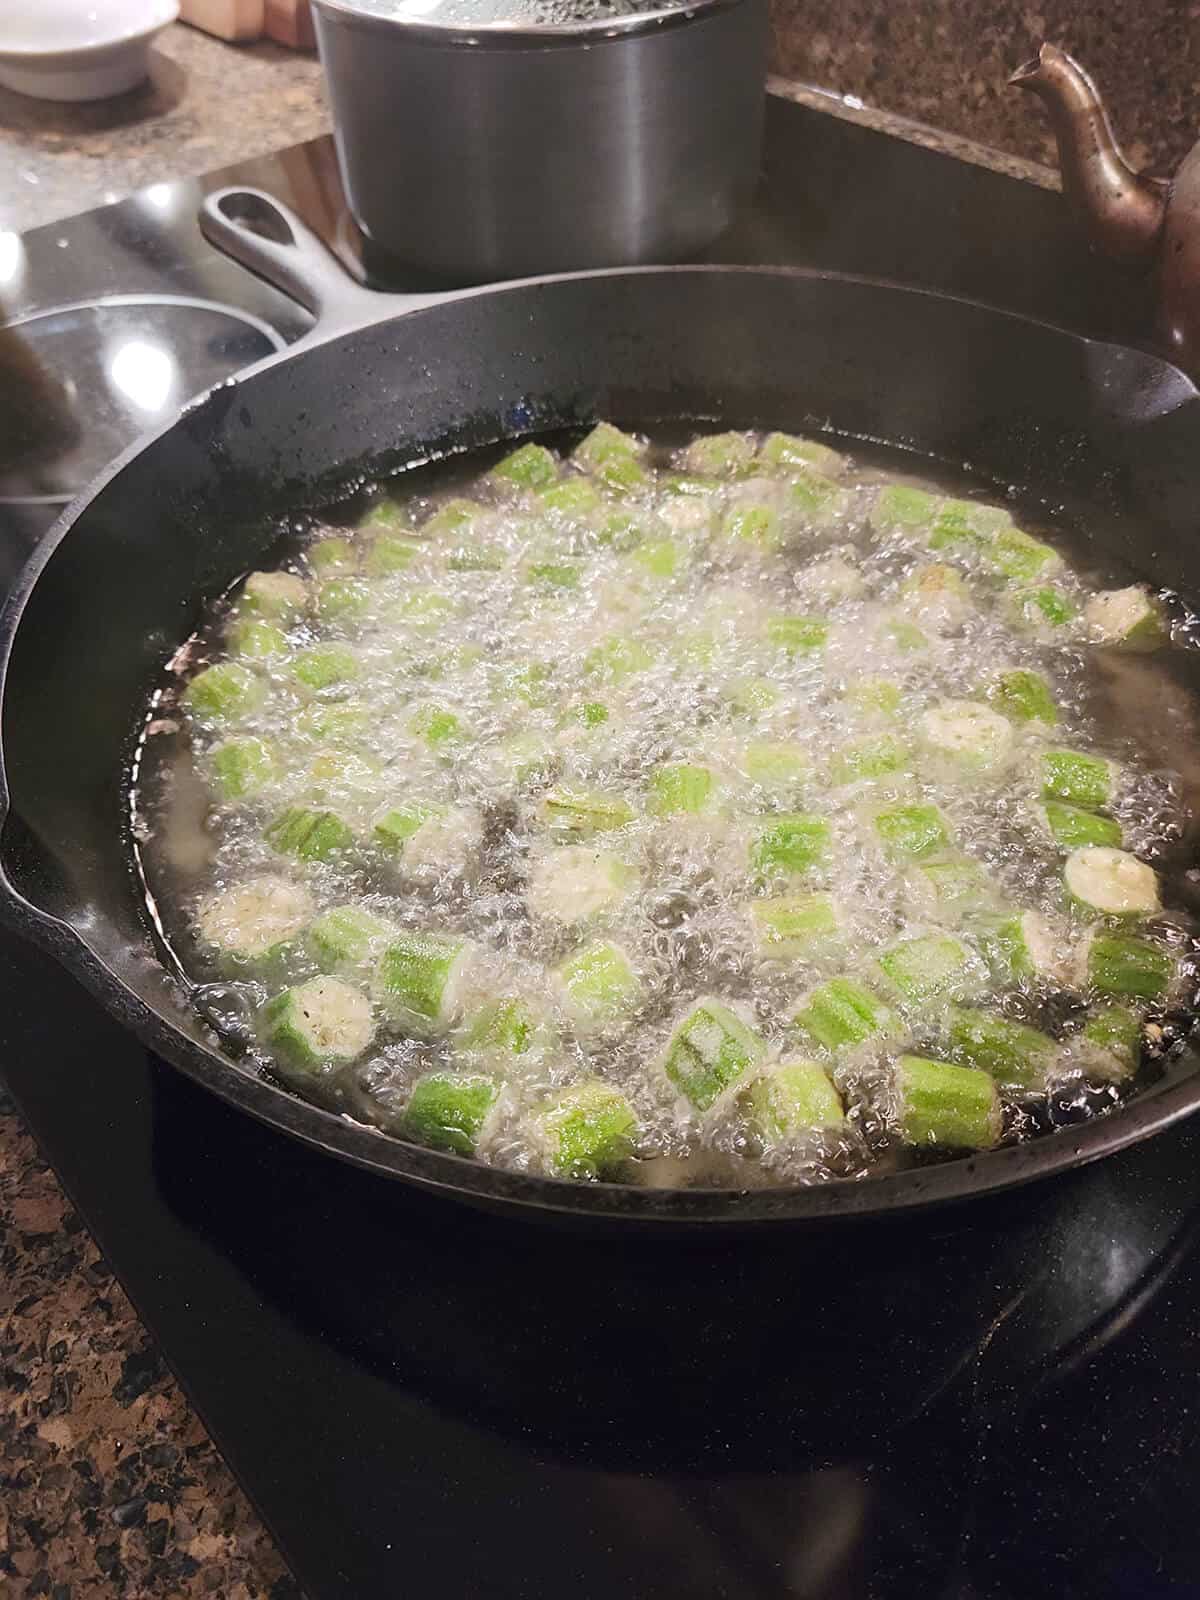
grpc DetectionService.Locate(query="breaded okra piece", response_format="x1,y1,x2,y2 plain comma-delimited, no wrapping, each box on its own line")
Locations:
1064,846,1160,918
307,904,394,974
265,807,354,863
1083,932,1175,1001
750,894,842,960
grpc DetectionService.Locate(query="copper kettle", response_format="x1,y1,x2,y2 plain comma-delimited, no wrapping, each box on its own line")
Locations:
1011,42,1200,371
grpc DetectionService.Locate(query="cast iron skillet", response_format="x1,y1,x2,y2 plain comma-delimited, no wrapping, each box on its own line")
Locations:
2,188,1200,1227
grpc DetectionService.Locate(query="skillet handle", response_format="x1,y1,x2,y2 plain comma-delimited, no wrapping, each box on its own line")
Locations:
200,187,421,342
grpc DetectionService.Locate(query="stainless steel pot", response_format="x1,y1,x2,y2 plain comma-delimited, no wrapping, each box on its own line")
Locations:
310,0,769,281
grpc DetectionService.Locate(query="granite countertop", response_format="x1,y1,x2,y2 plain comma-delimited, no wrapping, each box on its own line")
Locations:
0,12,1142,1595
0,25,330,235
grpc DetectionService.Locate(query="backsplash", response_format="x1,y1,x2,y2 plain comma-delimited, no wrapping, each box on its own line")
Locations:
770,0,1197,173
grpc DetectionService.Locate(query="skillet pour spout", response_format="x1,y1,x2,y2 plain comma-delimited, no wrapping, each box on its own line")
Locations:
1011,41,1200,373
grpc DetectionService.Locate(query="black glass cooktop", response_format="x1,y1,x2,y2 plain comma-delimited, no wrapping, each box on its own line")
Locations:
3,93,1196,1600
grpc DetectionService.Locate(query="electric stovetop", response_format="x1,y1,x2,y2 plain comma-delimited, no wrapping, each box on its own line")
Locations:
4,94,1199,1600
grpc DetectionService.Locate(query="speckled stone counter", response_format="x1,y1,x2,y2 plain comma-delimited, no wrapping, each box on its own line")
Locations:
770,0,1198,174
0,1084,295,1598
0,26,329,234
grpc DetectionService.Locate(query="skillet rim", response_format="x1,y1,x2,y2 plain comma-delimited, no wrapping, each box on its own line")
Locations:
2,260,1199,1225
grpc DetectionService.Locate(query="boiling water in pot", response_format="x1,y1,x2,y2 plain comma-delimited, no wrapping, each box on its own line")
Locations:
131,424,1200,1189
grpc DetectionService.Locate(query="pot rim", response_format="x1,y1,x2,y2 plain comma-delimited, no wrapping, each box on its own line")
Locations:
310,0,743,47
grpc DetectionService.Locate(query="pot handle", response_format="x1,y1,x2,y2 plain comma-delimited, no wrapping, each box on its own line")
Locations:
200,187,423,342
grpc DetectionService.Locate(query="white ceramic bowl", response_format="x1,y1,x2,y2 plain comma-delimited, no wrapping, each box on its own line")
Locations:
0,0,179,102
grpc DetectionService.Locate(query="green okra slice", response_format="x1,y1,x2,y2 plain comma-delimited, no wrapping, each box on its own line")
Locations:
903,856,993,926
1041,802,1122,851
791,976,895,1053
1074,1004,1144,1082
750,813,830,877
790,468,847,523
572,423,647,494
409,704,465,749
661,996,766,1110
988,668,1058,725
868,484,939,540
237,570,308,623
630,538,685,580
757,432,846,477
1010,585,1079,633
1085,933,1175,1000
197,875,314,966
542,786,635,837
375,931,476,1032
897,1054,1001,1150
750,1059,844,1139
363,532,421,575
583,634,655,683
983,526,1062,584
403,1071,503,1157
184,662,266,724
316,577,372,626
878,616,929,654
750,894,841,960
975,909,1065,984
725,677,781,719
1085,585,1167,650
227,617,288,661
307,904,394,974
307,536,356,574
489,441,557,491
296,701,368,744
766,614,829,656
574,421,644,471
357,498,408,535
211,736,278,801
265,807,354,863
722,503,780,548
741,740,810,793
1064,846,1160,917
458,996,551,1067
918,700,1013,773
681,430,756,478
262,976,374,1073
647,763,718,817
871,803,951,860
525,558,583,590
555,939,642,1032
290,644,360,692
1040,750,1118,811
526,844,639,926
373,802,441,854
845,676,903,716
903,563,974,627
539,476,603,518
423,498,486,538
829,735,909,786
532,1080,637,1180
876,933,974,1003
946,1005,1058,1093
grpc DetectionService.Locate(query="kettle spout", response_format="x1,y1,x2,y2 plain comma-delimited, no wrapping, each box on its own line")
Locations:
1011,42,1168,267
